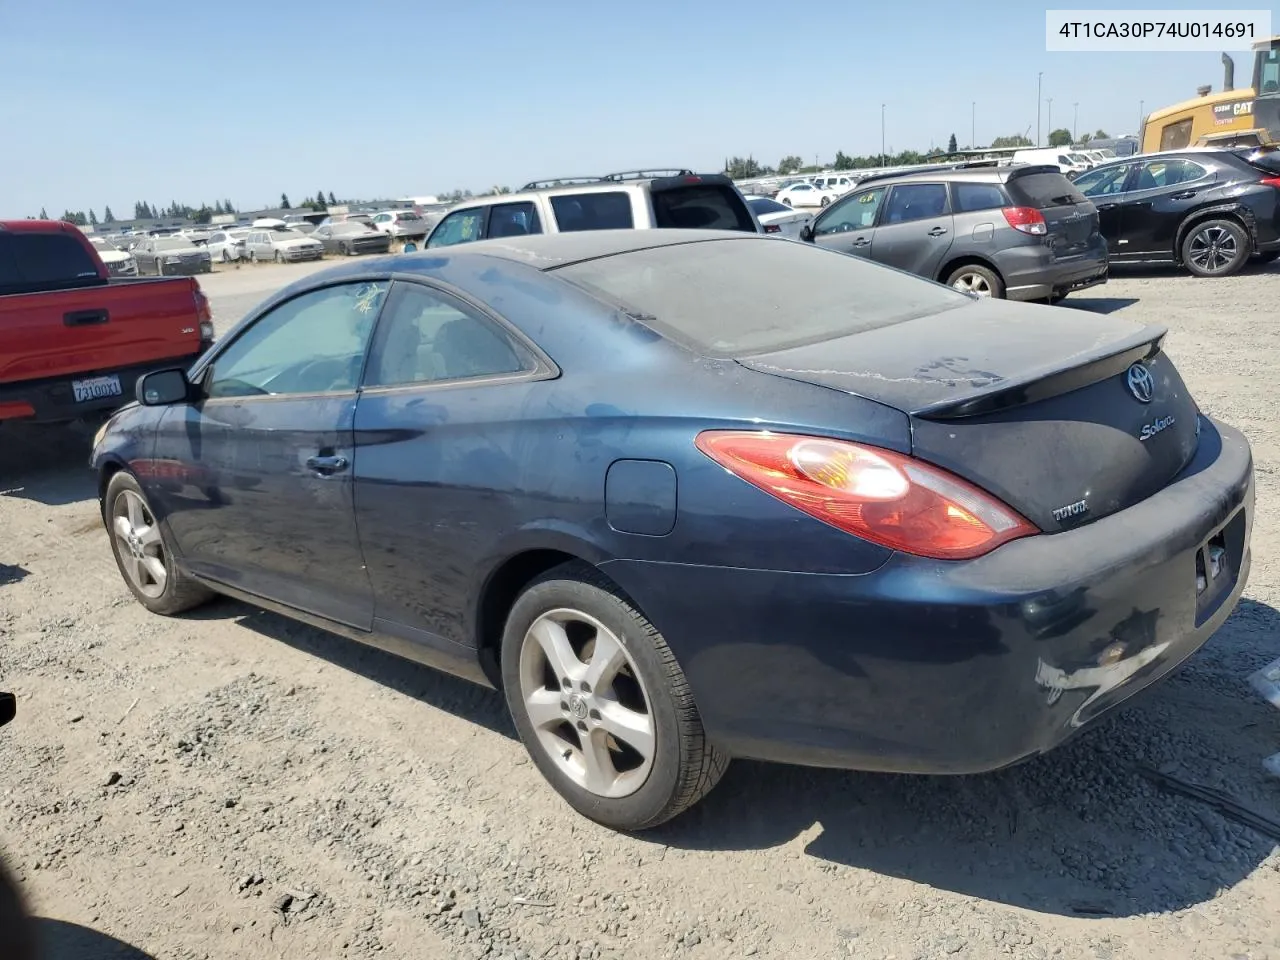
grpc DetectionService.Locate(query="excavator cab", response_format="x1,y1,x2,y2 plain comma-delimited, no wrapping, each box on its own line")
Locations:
1252,37,1280,141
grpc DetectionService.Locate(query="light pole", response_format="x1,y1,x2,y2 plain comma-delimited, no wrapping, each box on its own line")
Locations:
1139,99,1145,135
1036,72,1043,146
971,101,976,148
881,103,886,166
1047,97,1053,139
1073,102,1079,143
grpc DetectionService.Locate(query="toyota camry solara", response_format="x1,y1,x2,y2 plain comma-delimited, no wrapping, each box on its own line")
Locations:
90,229,1254,831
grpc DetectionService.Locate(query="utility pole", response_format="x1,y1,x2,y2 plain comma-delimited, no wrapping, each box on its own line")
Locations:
881,103,886,166
1036,72,1043,146
1139,99,1145,135
1047,97,1053,139
1073,102,1079,143
971,101,976,148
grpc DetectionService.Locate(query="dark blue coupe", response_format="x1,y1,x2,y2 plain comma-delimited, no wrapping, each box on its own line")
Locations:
91,230,1253,830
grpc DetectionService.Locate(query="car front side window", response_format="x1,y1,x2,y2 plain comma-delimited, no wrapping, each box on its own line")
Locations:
814,187,885,236
427,208,485,247
205,282,388,399
1073,164,1132,197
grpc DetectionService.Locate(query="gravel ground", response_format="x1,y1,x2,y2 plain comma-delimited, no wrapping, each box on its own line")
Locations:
1,259,1279,960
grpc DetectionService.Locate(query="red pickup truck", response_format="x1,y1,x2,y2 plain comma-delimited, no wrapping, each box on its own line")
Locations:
0,220,214,424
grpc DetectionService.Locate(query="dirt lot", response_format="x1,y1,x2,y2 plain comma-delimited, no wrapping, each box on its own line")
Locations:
2,259,1279,960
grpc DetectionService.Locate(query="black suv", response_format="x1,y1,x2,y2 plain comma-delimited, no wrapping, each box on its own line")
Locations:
799,163,1109,302
1071,147,1280,276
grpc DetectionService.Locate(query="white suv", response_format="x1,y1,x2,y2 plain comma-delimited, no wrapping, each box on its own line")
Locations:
371,210,429,241
425,169,762,248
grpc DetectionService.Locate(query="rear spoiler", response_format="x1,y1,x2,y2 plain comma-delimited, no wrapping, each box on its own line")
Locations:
913,325,1168,421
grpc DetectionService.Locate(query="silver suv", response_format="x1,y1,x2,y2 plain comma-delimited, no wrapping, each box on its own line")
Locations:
800,163,1109,302
425,169,762,247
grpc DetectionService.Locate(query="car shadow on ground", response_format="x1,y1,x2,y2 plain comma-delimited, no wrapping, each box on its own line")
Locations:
0,422,98,506
1059,296,1139,315
186,588,1280,922
34,917,155,959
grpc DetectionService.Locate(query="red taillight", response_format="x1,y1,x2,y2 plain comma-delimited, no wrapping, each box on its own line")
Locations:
683,176,702,184
1002,206,1048,236
695,431,1038,560
763,223,781,233
193,287,212,323
1261,176,1280,188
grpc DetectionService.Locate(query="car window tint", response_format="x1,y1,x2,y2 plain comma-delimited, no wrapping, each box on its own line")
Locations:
748,197,792,215
814,187,885,235
1072,164,1132,197
550,192,634,231
427,208,485,247
554,236,970,358
0,232,104,295
363,284,529,387
486,202,543,238
882,184,949,224
1005,172,1087,208
1140,158,1207,187
207,282,387,398
651,185,756,231
951,182,1009,213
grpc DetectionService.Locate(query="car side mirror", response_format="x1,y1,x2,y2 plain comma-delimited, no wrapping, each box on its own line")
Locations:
799,223,815,242
136,368,192,406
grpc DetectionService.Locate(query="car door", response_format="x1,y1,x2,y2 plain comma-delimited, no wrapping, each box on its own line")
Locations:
350,280,552,657
145,280,389,629
313,224,331,251
1071,162,1135,253
869,183,955,278
135,240,153,274
1112,157,1215,259
810,185,885,258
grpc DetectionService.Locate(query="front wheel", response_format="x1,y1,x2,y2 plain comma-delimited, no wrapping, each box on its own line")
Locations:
945,263,1004,298
501,562,728,831
274,251,283,264
104,471,214,616
1181,218,1250,277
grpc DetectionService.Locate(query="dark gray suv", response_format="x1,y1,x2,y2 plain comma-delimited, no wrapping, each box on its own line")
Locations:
799,164,1109,302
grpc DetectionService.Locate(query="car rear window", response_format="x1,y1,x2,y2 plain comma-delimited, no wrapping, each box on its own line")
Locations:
1238,147,1280,175
652,185,757,232
550,192,634,231
0,231,105,296
1006,171,1088,208
552,236,970,357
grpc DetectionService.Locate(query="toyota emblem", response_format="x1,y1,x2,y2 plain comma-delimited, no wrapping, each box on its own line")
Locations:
1126,363,1154,403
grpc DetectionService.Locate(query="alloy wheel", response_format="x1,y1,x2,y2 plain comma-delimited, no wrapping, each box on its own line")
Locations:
111,490,167,599
952,271,994,296
518,608,655,799
1188,226,1238,274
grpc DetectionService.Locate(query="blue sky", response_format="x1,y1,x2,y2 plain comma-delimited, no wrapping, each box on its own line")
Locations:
1,0,1273,216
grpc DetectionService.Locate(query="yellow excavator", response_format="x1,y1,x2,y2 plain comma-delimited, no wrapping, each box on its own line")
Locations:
1139,37,1280,152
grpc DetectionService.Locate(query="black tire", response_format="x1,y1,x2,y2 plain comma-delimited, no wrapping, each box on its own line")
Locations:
249,251,257,263
274,251,283,264
781,196,792,206
820,196,831,207
103,471,214,616
1252,250,1280,264
500,562,728,831
1180,218,1250,277
945,263,1004,298
339,242,351,256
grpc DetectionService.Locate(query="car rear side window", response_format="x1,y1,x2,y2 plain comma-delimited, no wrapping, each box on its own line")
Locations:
553,236,969,357
0,231,104,295
1005,172,1087,208
486,202,543,239
652,185,756,231
882,183,949,224
550,192,634,232
951,182,1009,212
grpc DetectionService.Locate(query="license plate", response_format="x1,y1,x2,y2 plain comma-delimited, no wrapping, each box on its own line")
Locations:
72,374,122,402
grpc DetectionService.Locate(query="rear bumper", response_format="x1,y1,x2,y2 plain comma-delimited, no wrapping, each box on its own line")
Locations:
600,416,1253,774
0,349,208,423
1000,238,1110,301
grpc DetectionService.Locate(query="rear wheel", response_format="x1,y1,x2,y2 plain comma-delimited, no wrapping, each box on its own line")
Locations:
104,471,214,616
221,249,232,262
274,251,283,264
1181,218,1250,277
249,251,257,263
946,263,1004,298
820,196,831,207
501,562,728,831
339,241,351,256
781,196,792,206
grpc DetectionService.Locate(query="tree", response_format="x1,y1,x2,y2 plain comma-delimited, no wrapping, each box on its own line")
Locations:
328,191,337,205
315,190,327,207
1079,132,1093,144
990,133,1033,148
39,207,48,219
723,155,769,179
89,209,98,226
102,205,115,223
1047,128,1073,147
776,155,804,175
192,206,213,225
947,132,958,153
61,210,88,226
225,198,235,214
1094,128,1109,139
280,193,291,210
833,150,855,170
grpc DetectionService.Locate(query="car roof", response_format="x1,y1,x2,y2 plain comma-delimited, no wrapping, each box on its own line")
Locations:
853,164,1058,187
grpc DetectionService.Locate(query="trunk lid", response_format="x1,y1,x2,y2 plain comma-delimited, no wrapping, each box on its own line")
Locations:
1005,167,1100,260
737,297,1200,532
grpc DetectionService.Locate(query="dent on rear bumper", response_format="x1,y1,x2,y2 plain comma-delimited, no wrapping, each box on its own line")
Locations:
601,417,1253,774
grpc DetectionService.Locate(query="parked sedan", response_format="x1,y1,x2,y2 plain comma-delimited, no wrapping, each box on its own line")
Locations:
371,209,429,243
314,221,393,256
89,236,138,276
207,229,249,262
1071,147,1280,276
776,181,838,208
245,229,324,263
746,195,814,238
132,236,212,275
92,230,1252,831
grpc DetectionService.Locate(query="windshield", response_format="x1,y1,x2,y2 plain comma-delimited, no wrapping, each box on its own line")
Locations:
155,238,196,251
91,238,119,251
552,236,970,357
748,197,792,215
269,230,303,241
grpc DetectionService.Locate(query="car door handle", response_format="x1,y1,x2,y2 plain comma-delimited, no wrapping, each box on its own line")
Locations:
851,237,870,247
305,454,349,475
1169,190,1197,200
927,226,948,237
1096,203,1117,210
